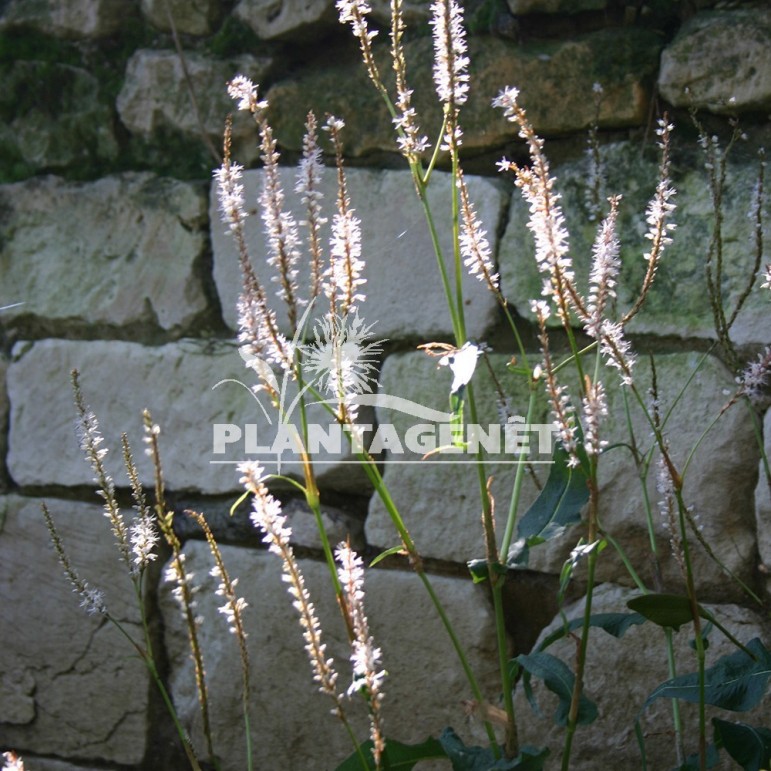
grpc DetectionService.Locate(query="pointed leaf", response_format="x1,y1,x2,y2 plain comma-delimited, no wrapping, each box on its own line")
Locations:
370,545,407,567
537,612,645,652
713,718,771,771
643,637,771,713
627,593,713,631
335,736,447,770
516,652,598,726
508,443,589,567
438,728,548,771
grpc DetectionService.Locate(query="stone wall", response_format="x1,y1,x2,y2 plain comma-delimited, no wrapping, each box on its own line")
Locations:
0,0,770,769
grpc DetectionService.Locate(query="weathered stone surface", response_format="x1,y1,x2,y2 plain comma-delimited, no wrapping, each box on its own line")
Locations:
211,166,503,340
499,140,771,345
0,353,8,492
140,0,224,35
368,351,759,601
0,495,147,764
161,540,499,769
117,50,271,164
366,351,551,563
0,0,137,38
266,28,661,155
235,0,336,40
659,8,771,113
756,409,771,591
0,174,209,334
0,62,118,178
513,583,771,769
529,353,758,602
507,0,606,13
7,338,372,494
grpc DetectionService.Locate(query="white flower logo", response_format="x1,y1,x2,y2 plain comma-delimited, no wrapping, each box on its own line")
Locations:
305,312,383,398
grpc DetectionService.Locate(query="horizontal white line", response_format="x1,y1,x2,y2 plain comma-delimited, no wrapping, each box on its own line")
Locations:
209,460,554,465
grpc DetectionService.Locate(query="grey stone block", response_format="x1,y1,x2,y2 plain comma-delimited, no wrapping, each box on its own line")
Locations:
0,174,209,333
0,495,147,764
7,338,371,495
659,9,771,114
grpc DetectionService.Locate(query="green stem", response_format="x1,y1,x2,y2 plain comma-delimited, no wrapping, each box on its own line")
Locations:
418,570,501,756
561,543,598,771
499,389,538,559
109,613,203,771
664,627,685,767
492,581,518,757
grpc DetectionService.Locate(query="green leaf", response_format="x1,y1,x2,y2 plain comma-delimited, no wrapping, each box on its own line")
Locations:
335,736,447,770
438,728,548,771
537,612,645,652
643,638,771,714
713,718,771,771
369,545,406,567
626,593,714,631
467,558,507,584
515,652,598,727
508,442,589,567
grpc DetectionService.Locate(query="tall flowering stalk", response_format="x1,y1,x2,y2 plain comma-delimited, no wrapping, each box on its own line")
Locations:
296,111,327,301
144,411,217,769
324,116,366,319
42,502,108,617
240,463,348,717
71,369,131,571
457,167,499,294
336,542,387,769
494,87,580,326
45,382,204,770
188,510,253,771
215,84,293,375
622,117,676,325
531,300,579,466
430,0,469,153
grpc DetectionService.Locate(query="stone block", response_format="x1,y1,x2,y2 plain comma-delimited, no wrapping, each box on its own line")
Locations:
161,540,499,769
513,583,771,769
0,62,118,178
211,166,503,341
140,0,224,35
235,0,336,41
0,174,209,334
117,50,271,164
7,338,372,495
0,495,147,764
659,8,771,114
0,0,137,38
499,140,771,346
266,28,661,155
